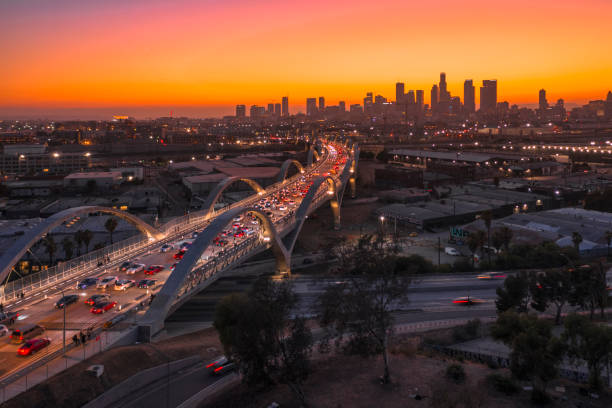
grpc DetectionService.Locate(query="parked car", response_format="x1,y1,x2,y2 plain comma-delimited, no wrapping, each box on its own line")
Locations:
126,263,145,274
114,279,135,291
85,294,110,306
97,276,118,290
137,279,157,289
17,338,50,356
55,294,79,309
118,261,132,272
160,244,174,253
444,247,461,256
144,265,163,275
75,277,98,290
90,301,117,314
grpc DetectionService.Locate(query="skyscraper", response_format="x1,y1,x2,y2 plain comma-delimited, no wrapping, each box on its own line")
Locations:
463,80,475,114
416,90,424,112
395,82,405,103
281,96,289,117
439,72,450,102
339,101,346,112
274,103,281,116
267,103,274,113
306,98,317,116
318,97,325,112
539,89,548,111
479,80,497,113
406,90,415,105
430,85,438,111
235,104,246,118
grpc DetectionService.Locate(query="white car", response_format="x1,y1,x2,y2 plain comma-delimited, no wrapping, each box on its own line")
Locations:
444,247,461,256
97,276,118,289
0,324,8,338
126,263,145,274
114,279,135,291
160,244,174,253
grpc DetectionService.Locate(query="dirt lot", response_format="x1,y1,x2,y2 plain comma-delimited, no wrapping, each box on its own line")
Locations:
0,328,224,408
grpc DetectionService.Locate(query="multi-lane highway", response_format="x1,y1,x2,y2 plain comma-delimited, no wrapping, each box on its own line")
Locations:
0,141,349,382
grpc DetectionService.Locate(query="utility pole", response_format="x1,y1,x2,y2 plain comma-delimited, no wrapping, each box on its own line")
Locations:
61,290,66,354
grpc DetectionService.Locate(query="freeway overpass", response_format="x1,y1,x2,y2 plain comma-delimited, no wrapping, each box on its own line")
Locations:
0,139,357,381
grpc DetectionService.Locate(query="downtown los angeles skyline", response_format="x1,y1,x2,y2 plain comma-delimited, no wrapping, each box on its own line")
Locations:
1,0,612,119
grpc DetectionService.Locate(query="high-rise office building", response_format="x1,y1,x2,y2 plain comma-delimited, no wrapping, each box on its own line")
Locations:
235,104,246,118
274,103,281,116
439,72,450,102
267,103,274,113
479,80,497,113
463,80,475,114
306,98,317,116
363,92,373,113
605,91,612,119
406,90,415,105
281,96,289,116
318,97,325,112
250,105,265,118
339,101,346,112
430,85,439,111
395,82,405,103
539,89,548,111
416,90,424,112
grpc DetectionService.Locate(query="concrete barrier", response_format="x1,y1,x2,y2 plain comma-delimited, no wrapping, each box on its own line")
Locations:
83,355,201,408
176,372,240,408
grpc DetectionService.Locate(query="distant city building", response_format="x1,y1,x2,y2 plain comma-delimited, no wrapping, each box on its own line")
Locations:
339,101,346,112
318,97,325,112
416,90,424,112
306,98,317,116
235,104,246,118
250,105,266,118
274,103,281,116
395,82,405,103
281,96,289,116
267,103,274,113
539,89,548,111
480,80,497,113
0,145,91,176
439,72,450,102
606,91,612,119
463,80,475,114
350,104,363,113
430,85,439,111
406,90,415,105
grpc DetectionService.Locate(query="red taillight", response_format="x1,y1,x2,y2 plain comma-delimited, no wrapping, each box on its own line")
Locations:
206,362,215,368
453,300,469,304
214,366,224,372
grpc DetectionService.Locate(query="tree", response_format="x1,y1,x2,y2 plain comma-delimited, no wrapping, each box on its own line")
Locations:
466,230,485,267
569,263,609,320
571,232,583,255
605,230,612,258
495,271,530,314
214,278,313,406
74,230,83,256
480,210,493,265
61,237,74,260
529,269,572,325
493,227,513,254
104,217,118,244
318,234,410,384
562,314,612,390
43,235,57,265
491,311,565,398
82,229,93,253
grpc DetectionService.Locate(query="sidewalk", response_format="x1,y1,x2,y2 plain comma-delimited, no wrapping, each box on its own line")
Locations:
0,328,129,404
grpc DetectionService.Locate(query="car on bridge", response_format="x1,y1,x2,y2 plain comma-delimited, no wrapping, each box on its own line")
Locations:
160,244,174,253
0,325,9,338
138,279,157,289
97,276,118,290
90,301,117,314
118,261,132,272
55,294,79,309
85,294,110,306
0,311,20,326
114,279,135,291
76,277,99,290
126,263,146,274
18,338,51,356
174,250,186,260
144,265,164,275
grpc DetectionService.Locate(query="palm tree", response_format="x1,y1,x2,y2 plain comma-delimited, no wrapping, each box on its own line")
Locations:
62,237,74,260
480,210,493,264
43,235,57,265
604,231,612,258
82,229,93,253
497,226,513,253
75,230,83,256
467,230,486,267
572,232,583,255
105,217,118,244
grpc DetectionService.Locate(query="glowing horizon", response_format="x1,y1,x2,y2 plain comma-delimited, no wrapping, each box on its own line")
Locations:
1,0,611,118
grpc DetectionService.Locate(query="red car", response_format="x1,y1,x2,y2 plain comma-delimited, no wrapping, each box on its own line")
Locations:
234,231,244,238
18,338,50,356
85,294,110,306
174,250,186,260
90,301,117,314
170,263,177,271
145,265,164,275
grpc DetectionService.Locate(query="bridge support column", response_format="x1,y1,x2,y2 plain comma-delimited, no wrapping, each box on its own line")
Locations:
331,200,341,230
349,177,356,198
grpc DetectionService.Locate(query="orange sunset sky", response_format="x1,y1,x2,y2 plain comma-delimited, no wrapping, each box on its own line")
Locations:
1,0,611,119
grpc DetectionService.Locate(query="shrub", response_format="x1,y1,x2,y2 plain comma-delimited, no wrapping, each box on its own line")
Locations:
452,319,482,343
486,373,519,395
445,364,466,384
394,254,435,274
435,263,452,274
452,258,473,272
